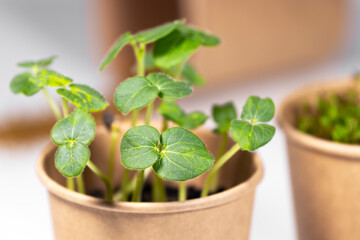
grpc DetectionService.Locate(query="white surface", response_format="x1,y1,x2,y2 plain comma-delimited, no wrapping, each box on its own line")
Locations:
0,1,360,240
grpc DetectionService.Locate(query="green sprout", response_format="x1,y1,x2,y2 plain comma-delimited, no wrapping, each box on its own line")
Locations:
201,96,275,197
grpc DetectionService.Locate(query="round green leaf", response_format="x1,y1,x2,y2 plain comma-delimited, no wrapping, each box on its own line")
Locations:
55,142,89,177
212,102,237,133
17,56,57,69
30,69,72,87
134,19,184,44
153,25,219,69
57,84,108,112
158,100,185,122
241,96,275,123
147,73,192,100
180,112,208,129
51,108,96,146
120,126,160,170
230,120,275,151
153,127,214,181
114,76,158,114
181,63,206,86
99,32,133,72
10,72,42,96
158,100,207,129
178,26,220,47
153,29,202,69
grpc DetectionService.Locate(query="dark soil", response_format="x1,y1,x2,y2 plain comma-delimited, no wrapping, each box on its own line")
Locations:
90,181,225,202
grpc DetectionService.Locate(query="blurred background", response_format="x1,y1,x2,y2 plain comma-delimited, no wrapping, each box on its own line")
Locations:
0,0,359,239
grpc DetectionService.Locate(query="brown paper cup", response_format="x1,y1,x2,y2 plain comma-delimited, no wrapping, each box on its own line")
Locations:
278,79,360,240
37,124,263,240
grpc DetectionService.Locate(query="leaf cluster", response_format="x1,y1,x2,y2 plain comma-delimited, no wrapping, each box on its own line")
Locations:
297,88,360,144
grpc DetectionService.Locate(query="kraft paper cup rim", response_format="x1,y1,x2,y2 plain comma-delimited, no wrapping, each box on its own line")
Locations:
278,78,360,159
37,142,263,214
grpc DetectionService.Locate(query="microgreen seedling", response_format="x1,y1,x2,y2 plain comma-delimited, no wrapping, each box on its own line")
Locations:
201,96,275,197
158,100,208,129
10,56,111,197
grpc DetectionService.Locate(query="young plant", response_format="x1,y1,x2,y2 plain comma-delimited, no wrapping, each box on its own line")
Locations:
10,56,63,119
201,96,276,197
296,73,360,143
10,57,110,196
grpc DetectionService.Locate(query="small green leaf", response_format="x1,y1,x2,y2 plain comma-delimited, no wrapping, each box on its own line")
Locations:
153,25,220,69
10,72,42,96
153,29,202,69
120,126,160,170
147,73,192,99
180,112,208,129
99,32,133,72
17,56,57,69
114,76,158,114
134,19,184,44
179,26,220,47
158,100,207,129
158,100,185,122
30,69,72,87
55,142,90,177
181,63,206,86
230,120,275,151
57,84,108,112
213,102,237,133
51,108,96,146
241,96,275,123
153,127,214,181
51,108,95,177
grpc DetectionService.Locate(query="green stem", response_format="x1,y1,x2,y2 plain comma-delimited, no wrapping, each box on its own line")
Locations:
178,181,187,201
131,170,144,202
108,125,120,187
87,160,113,202
131,42,146,77
66,178,75,191
131,110,139,126
152,173,167,202
119,168,130,201
42,88,62,120
209,132,229,192
61,97,70,117
201,144,240,197
162,117,168,132
174,61,185,78
76,176,85,194
145,100,154,126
